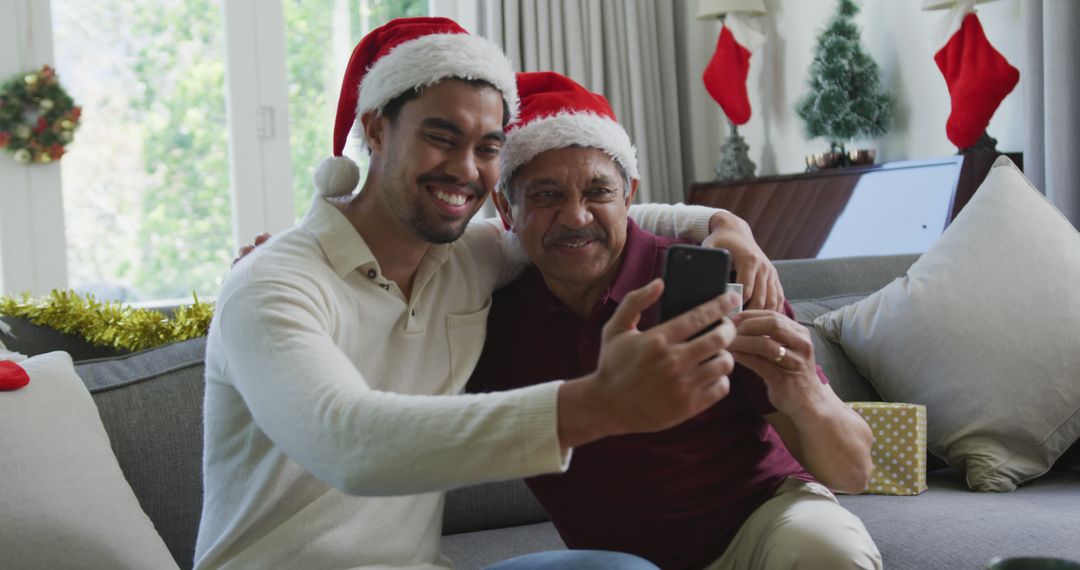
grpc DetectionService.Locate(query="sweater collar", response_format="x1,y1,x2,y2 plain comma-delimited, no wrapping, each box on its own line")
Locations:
605,218,661,305
301,197,377,278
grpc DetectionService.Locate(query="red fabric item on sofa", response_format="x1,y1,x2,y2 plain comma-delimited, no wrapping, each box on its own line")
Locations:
0,360,30,391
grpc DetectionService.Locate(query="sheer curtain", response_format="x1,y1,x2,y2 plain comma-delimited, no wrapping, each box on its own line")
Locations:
478,0,691,204
1023,0,1080,227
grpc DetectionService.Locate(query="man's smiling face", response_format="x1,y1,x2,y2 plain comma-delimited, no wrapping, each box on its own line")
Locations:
376,79,506,244
501,146,636,290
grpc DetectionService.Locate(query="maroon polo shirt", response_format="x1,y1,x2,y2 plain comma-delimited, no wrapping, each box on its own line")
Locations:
467,219,822,570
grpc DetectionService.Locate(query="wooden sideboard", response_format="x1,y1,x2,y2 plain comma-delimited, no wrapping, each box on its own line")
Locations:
688,152,1022,261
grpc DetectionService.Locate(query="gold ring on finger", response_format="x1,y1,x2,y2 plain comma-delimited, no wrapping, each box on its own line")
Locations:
773,344,787,364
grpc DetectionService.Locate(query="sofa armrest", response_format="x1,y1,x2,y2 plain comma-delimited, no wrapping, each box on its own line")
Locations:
775,254,919,301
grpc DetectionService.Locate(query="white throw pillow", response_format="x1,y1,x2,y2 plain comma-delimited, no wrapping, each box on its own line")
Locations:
0,351,179,569
815,157,1080,492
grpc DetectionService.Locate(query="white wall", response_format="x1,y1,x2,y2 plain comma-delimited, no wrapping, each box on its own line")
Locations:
0,0,68,296
681,0,1026,182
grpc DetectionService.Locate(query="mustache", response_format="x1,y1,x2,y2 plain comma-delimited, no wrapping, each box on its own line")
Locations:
543,226,607,247
417,174,485,199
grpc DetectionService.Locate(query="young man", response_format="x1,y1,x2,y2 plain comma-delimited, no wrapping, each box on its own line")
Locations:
197,18,754,569
468,71,882,570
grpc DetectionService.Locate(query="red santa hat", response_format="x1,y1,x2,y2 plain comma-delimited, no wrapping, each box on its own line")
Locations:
499,71,639,193
314,17,519,197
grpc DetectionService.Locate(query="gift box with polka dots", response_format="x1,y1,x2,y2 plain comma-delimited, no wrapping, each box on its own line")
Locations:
850,402,928,496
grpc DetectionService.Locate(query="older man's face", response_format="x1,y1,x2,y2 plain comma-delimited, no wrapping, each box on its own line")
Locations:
500,146,636,290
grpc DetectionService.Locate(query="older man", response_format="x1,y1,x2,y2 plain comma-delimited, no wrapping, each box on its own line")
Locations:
467,71,882,570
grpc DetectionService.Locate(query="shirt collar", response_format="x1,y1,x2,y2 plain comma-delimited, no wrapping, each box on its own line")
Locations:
301,196,455,280
301,197,379,278
515,265,566,315
605,217,661,305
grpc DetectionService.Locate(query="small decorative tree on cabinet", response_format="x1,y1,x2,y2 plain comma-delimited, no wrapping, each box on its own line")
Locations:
796,0,891,166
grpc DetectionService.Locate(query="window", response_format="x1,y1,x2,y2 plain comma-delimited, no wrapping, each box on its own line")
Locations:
52,0,231,301
283,0,428,219
31,0,429,302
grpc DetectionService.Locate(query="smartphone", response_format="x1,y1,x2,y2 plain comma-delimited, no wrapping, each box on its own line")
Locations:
659,245,731,335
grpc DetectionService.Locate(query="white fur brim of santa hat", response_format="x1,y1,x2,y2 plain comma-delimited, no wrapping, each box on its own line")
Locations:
499,111,640,193
357,33,518,122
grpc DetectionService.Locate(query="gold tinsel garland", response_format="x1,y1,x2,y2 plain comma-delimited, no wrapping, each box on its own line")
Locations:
0,290,214,352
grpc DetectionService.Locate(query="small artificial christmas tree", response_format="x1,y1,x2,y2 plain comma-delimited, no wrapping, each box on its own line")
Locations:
796,0,891,165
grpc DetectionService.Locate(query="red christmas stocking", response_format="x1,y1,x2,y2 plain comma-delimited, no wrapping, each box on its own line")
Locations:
934,12,1019,149
0,360,30,391
703,16,764,126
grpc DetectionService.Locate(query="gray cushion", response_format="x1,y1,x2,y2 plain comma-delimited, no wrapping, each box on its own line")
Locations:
441,522,565,570
838,469,1080,569
790,294,881,403
443,479,550,535
775,254,920,301
78,337,207,570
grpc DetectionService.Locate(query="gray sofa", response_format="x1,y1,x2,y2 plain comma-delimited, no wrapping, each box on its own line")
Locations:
3,254,1078,570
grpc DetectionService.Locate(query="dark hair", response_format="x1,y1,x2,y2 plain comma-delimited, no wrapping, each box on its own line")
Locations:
380,78,511,128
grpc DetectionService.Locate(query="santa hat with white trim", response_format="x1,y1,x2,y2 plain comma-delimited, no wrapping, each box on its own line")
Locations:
499,71,639,194
314,17,519,197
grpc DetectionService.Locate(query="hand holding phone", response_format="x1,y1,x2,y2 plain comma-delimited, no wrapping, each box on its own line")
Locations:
659,244,731,337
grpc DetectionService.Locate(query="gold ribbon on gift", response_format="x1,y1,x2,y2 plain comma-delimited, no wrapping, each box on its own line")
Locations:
850,402,928,496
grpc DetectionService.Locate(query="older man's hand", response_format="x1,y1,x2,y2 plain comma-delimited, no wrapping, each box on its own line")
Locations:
729,308,876,493
232,233,272,266
728,309,822,416
702,211,783,311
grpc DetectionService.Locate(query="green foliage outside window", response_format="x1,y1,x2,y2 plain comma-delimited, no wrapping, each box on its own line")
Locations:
56,0,424,301
285,0,428,217
126,0,231,300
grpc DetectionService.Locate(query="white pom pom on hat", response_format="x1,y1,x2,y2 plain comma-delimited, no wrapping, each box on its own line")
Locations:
313,156,361,198
314,17,519,197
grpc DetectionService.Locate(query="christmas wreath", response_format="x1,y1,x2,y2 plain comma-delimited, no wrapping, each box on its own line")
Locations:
0,65,82,164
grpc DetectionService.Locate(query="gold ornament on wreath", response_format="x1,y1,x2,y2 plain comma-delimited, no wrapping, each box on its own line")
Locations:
0,65,82,164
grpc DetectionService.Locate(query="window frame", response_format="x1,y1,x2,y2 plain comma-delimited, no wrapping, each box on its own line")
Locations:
0,0,460,297
0,0,67,296
221,0,296,251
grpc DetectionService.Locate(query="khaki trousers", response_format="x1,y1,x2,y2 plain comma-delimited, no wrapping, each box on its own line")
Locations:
705,478,882,570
